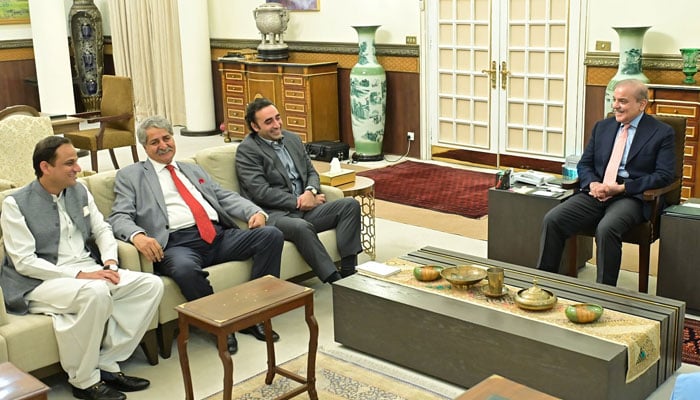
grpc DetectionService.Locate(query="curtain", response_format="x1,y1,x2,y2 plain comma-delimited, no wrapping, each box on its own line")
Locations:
108,0,186,125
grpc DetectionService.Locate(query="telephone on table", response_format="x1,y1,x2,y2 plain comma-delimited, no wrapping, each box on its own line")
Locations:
512,170,556,186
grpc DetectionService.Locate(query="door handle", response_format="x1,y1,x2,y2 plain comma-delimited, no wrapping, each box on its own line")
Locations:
481,61,497,89
500,61,510,90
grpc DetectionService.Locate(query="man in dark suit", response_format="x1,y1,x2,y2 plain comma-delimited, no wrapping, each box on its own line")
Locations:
537,79,676,286
109,116,284,354
236,98,362,283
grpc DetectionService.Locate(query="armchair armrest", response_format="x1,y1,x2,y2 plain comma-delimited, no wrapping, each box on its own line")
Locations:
0,286,9,326
70,111,101,119
87,112,132,125
117,240,142,272
321,185,344,202
642,179,680,201
560,178,579,190
0,179,17,192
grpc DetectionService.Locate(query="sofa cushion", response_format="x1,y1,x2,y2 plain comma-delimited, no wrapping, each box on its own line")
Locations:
192,144,240,192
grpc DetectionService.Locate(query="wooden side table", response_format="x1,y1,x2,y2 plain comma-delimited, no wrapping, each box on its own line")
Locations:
0,362,50,400
454,374,560,399
338,176,376,260
175,275,318,400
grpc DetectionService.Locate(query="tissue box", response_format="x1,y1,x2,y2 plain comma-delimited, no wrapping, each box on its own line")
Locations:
319,169,356,186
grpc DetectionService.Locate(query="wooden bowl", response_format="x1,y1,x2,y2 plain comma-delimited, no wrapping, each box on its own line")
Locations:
413,265,444,282
565,303,604,323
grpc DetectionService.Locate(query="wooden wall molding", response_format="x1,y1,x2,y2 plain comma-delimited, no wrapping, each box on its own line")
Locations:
210,38,419,58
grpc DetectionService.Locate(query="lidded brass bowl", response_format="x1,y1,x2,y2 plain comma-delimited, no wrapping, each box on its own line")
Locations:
515,279,557,311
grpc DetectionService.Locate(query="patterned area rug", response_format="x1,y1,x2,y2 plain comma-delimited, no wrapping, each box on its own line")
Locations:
204,351,455,399
357,161,494,218
684,318,700,366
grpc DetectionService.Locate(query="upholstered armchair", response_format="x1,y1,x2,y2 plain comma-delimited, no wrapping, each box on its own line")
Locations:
0,105,40,120
0,115,53,191
64,75,139,172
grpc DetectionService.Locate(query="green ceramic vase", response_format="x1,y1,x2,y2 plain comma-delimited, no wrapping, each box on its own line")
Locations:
350,25,387,161
604,26,651,114
680,48,699,84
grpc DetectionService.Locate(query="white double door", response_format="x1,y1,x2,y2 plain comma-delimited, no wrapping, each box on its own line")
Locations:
422,0,587,164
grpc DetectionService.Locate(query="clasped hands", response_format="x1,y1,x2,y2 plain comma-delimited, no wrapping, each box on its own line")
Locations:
76,259,120,283
297,190,326,211
589,181,625,202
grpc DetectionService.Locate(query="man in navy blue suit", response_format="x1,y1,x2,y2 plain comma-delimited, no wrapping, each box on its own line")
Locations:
537,79,676,286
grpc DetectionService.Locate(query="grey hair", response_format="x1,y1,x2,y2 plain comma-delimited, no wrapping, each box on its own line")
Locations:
136,115,173,145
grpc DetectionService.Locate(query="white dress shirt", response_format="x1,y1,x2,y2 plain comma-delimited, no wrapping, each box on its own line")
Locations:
150,158,219,231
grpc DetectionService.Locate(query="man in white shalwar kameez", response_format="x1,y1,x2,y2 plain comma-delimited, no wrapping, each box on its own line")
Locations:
0,136,163,400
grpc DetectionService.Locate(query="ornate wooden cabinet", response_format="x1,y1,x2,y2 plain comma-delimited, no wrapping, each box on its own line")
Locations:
219,60,339,143
647,84,700,199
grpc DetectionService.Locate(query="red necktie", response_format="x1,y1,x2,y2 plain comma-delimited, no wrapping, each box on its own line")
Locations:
603,124,630,185
165,165,216,244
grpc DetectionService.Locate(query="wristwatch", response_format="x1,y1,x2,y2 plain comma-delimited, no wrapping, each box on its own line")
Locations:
306,187,318,195
103,264,119,271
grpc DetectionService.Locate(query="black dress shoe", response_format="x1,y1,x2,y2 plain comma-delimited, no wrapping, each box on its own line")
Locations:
227,333,238,354
100,371,150,392
72,382,125,400
240,323,280,342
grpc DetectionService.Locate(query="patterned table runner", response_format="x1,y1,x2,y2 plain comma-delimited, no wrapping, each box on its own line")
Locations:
369,258,660,383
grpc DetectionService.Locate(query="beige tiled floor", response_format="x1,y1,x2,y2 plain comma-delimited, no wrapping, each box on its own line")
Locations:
37,128,700,399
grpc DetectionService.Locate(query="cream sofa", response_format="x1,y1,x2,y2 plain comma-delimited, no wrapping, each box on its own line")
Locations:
81,143,343,358
0,190,158,376
0,143,343,374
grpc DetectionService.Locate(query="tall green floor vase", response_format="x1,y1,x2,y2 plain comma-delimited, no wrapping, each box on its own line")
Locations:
350,25,386,161
604,26,650,114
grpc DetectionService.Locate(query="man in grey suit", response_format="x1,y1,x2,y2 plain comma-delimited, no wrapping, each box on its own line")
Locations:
109,116,284,354
236,98,362,283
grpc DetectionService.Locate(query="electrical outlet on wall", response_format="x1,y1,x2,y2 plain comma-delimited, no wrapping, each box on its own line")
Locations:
407,131,415,141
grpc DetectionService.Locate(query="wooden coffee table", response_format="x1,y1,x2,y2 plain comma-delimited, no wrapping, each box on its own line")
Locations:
333,246,684,400
175,275,318,400
0,362,50,400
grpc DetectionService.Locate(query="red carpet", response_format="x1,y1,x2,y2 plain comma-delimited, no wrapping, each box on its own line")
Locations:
357,161,493,219
684,318,700,366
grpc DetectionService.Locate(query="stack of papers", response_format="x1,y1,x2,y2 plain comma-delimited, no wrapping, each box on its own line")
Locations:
356,261,401,277
664,202,700,219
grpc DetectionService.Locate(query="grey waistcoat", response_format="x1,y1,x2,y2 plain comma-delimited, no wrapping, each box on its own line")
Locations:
0,181,93,314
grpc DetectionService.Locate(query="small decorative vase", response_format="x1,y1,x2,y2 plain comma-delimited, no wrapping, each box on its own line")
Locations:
350,25,387,162
69,0,103,112
680,48,699,85
604,26,651,114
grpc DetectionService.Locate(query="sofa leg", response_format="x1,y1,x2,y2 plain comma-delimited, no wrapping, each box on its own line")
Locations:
140,328,159,365
158,320,179,359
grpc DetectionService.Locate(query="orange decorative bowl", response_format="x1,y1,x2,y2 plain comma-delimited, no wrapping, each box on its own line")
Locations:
565,303,603,323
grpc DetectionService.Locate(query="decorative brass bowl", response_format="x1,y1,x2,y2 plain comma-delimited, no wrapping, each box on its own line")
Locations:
514,279,557,311
440,266,487,288
565,303,604,323
413,265,444,282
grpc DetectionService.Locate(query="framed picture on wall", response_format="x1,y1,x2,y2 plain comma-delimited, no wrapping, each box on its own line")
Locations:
267,0,320,12
0,0,30,25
